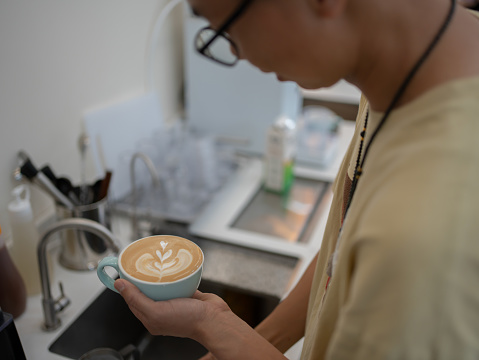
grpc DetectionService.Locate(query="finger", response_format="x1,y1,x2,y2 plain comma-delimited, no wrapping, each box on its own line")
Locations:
192,290,207,300
192,290,220,302
115,279,155,321
192,291,230,314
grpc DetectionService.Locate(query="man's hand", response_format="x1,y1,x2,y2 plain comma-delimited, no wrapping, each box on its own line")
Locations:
115,279,287,360
114,279,230,341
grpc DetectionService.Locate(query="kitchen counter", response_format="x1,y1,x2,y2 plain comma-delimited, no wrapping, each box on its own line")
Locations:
14,257,106,360
14,214,305,360
14,214,134,360
14,121,355,359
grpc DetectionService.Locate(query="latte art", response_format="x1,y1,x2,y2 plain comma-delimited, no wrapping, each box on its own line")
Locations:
136,244,193,281
121,236,203,283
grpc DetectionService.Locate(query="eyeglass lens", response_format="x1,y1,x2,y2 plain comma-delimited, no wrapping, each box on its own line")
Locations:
196,28,238,65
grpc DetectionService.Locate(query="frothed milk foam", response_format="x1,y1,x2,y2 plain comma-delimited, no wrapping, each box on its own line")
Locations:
121,236,203,283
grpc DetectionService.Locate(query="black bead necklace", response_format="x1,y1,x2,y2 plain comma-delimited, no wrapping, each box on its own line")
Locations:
343,0,456,219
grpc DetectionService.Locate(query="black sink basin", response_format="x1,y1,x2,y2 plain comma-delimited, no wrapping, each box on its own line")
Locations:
50,280,279,359
49,286,207,359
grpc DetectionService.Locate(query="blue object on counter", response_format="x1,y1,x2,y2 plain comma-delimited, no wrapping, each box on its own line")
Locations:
0,310,27,360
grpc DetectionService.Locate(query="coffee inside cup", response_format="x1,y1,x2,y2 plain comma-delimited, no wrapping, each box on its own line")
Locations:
120,235,203,283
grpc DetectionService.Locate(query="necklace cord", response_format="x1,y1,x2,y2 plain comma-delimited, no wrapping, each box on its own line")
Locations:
344,0,456,217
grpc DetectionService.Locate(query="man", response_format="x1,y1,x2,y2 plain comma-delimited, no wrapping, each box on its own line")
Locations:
115,0,479,358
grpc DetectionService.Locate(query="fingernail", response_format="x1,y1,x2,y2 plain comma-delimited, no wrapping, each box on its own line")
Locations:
115,280,125,293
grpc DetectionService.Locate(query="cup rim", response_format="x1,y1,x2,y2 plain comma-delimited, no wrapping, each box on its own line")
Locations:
118,235,204,285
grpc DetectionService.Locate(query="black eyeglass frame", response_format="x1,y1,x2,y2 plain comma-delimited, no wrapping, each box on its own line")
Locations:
194,0,255,66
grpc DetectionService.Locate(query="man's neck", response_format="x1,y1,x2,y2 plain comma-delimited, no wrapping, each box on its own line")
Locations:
348,0,479,113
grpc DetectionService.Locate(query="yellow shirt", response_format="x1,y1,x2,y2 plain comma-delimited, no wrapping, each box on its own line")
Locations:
301,75,479,359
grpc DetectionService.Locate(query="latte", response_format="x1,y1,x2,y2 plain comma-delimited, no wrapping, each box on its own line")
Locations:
121,235,203,283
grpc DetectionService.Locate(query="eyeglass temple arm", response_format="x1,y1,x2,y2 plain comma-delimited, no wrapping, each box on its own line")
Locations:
198,0,255,52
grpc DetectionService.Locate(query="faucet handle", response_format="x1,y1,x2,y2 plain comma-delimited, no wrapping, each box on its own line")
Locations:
53,282,71,313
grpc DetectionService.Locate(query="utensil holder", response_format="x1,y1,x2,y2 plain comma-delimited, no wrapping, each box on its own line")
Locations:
56,198,112,271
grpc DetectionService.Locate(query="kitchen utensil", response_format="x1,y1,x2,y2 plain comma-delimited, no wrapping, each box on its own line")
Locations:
91,179,102,203
98,171,112,200
18,152,75,210
78,133,90,205
40,165,58,186
56,177,81,205
39,167,81,206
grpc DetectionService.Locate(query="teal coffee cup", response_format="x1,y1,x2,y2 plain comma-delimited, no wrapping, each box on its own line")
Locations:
97,235,203,301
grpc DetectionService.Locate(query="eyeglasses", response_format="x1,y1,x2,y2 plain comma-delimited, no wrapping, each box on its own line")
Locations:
194,0,255,66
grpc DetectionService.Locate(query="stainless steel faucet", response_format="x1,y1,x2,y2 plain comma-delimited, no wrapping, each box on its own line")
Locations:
130,151,161,239
38,218,120,331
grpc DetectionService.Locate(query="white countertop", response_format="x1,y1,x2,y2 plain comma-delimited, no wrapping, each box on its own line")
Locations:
13,214,306,360
15,258,304,360
15,257,109,360
14,217,133,360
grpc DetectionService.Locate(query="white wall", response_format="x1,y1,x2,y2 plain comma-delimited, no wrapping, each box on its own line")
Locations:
0,0,184,238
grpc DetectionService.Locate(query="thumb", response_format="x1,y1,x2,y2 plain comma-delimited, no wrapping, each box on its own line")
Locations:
114,279,154,321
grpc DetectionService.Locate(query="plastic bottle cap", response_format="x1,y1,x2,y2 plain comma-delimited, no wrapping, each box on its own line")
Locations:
8,185,33,223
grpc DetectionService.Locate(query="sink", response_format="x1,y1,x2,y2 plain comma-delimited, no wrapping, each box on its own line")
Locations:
49,286,207,359
49,280,279,359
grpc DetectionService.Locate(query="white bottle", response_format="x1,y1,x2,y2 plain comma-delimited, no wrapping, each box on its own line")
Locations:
264,115,297,193
8,184,41,296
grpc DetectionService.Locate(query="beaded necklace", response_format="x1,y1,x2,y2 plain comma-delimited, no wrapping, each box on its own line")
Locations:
343,0,456,219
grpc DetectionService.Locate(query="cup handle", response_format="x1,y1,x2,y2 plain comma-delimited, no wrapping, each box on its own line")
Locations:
97,256,120,294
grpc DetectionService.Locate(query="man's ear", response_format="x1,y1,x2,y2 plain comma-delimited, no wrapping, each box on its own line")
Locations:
306,0,347,18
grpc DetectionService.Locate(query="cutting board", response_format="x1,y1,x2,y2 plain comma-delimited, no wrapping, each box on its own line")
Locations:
83,92,164,200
